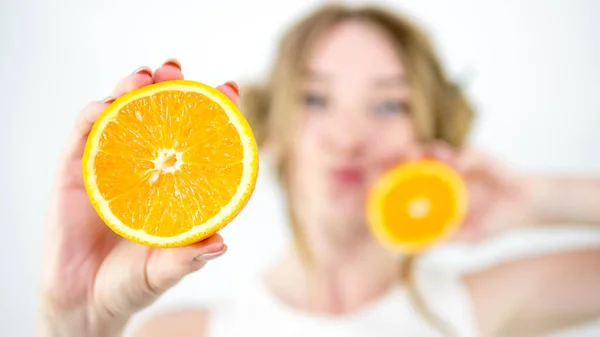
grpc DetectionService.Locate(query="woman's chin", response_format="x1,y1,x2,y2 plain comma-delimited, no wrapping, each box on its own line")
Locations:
324,198,367,223
330,194,364,210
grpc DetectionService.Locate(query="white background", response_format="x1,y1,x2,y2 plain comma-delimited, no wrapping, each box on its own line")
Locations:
1,0,600,336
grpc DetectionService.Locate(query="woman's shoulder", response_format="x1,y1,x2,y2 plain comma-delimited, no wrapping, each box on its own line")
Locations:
130,307,209,337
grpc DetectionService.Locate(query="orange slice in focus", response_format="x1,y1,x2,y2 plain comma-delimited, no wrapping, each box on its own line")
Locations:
82,80,259,248
366,160,467,253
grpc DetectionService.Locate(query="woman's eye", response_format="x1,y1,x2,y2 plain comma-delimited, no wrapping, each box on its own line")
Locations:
304,92,328,109
375,100,406,114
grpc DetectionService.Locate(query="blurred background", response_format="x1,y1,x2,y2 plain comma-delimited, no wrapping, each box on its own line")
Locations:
1,0,599,336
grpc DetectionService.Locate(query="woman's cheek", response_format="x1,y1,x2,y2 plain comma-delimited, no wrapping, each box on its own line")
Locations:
368,133,419,179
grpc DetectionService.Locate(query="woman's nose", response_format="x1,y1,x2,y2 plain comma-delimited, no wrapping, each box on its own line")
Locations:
322,112,369,155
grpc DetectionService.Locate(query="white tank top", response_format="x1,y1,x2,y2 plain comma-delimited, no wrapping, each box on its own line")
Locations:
206,255,478,337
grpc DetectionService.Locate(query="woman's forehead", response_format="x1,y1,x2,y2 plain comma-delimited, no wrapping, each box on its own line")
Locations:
304,20,405,82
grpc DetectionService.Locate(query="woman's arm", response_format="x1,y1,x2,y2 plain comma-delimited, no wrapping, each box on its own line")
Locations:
465,175,600,336
455,162,600,335
466,247,600,337
529,176,600,225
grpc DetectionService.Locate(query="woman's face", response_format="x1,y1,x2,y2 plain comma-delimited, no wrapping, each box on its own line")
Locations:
289,20,419,238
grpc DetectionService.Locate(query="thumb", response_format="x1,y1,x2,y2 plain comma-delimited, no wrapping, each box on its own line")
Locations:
145,234,227,294
98,235,227,319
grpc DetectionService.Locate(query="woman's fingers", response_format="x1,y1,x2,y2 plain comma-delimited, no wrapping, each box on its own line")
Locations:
152,59,238,108
97,234,226,318
421,142,513,188
153,59,184,83
151,59,240,108
151,58,239,106
61,61,238,178
419,140,459,169
111,67,154,97
457,149,517,190
217,81,240,107
144,234,227,295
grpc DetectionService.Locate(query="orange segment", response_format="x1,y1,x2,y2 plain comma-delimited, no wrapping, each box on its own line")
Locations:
82,80,259,248
366,160,467,253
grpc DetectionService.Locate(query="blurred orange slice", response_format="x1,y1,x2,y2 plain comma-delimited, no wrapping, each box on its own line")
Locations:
366,160,467,253
83,80,259,248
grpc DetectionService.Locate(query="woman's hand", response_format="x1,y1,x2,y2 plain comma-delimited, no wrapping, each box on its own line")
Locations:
420,142,535,242
38,59,241,337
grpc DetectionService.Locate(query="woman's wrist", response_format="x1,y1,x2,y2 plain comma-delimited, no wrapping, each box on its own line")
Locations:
527,175,600,225
525,175,553,225
37,300,128,337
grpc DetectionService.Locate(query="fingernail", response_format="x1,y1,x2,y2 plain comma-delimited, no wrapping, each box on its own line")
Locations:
162,58,182,71
132,66,153,77
224,81,240,96
193,246,227,262
101,96,117,104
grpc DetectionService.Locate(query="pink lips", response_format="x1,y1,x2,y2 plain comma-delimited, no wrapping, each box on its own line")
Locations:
329,165,365,186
